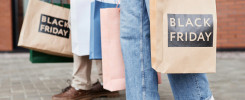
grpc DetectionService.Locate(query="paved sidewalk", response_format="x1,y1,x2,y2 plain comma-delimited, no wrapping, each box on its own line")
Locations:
0,52,245,100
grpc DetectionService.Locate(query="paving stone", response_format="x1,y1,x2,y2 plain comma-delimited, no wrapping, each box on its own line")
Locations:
1,82,11,89
0,52,245,100
0,97,10,100
12,94,25,100
11,86,25,94
0,91,11,98
25,97,42,100
25,89,38,94
24,85,35,89
25,92,40,98
41,96,52,100
49,87,60,92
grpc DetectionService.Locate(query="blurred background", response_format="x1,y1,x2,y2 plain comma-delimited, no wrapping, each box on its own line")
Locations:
0,0,245,100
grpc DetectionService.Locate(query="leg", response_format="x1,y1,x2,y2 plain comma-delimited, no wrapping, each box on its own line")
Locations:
120,0,160,100
90,60,120,98
168,74,213,100
145,0,213,99
53,55,119,100
92,60,103,84
72,54,92,90
52,54,93,100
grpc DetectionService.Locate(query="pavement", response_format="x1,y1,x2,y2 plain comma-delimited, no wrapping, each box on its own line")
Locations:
0,52,245,100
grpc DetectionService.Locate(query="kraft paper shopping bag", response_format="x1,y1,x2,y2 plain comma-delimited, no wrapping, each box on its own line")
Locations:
150,0,217,73
18,0,72,57
70,0,91,56
89,0,117,60
101,7,162,91
29,1,73,63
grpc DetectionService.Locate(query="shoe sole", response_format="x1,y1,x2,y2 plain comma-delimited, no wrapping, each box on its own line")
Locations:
52,96,92,100
91,92,120,99
52,92,119,100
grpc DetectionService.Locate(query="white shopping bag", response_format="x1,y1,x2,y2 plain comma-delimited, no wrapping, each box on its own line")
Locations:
70,0,91,56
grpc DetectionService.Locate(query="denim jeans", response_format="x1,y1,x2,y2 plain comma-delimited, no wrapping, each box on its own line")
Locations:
120,0,213,100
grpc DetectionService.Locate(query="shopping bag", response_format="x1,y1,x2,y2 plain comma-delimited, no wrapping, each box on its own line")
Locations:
29,1,73,63
89,0,118,60
150,0,217,73
100,7,125,91
100,7,162,91
30,50,73,63
18,0,72,57
70,0,91,56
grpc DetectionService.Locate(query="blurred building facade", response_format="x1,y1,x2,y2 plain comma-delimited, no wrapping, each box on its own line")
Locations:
0,0,245,52
0,0,13,51
216,0,245,50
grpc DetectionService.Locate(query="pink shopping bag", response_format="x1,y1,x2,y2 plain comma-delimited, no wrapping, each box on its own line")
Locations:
101,8,162,92
101,8,125,91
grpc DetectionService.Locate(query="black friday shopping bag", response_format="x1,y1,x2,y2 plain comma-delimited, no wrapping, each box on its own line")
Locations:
150,0,217,73
18,0,72,57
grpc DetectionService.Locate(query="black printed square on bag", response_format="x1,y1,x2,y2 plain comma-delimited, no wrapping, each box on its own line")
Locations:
168,14,213,47
39,14,70,39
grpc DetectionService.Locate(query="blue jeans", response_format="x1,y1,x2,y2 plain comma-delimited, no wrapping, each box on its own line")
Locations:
120,0,213,100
